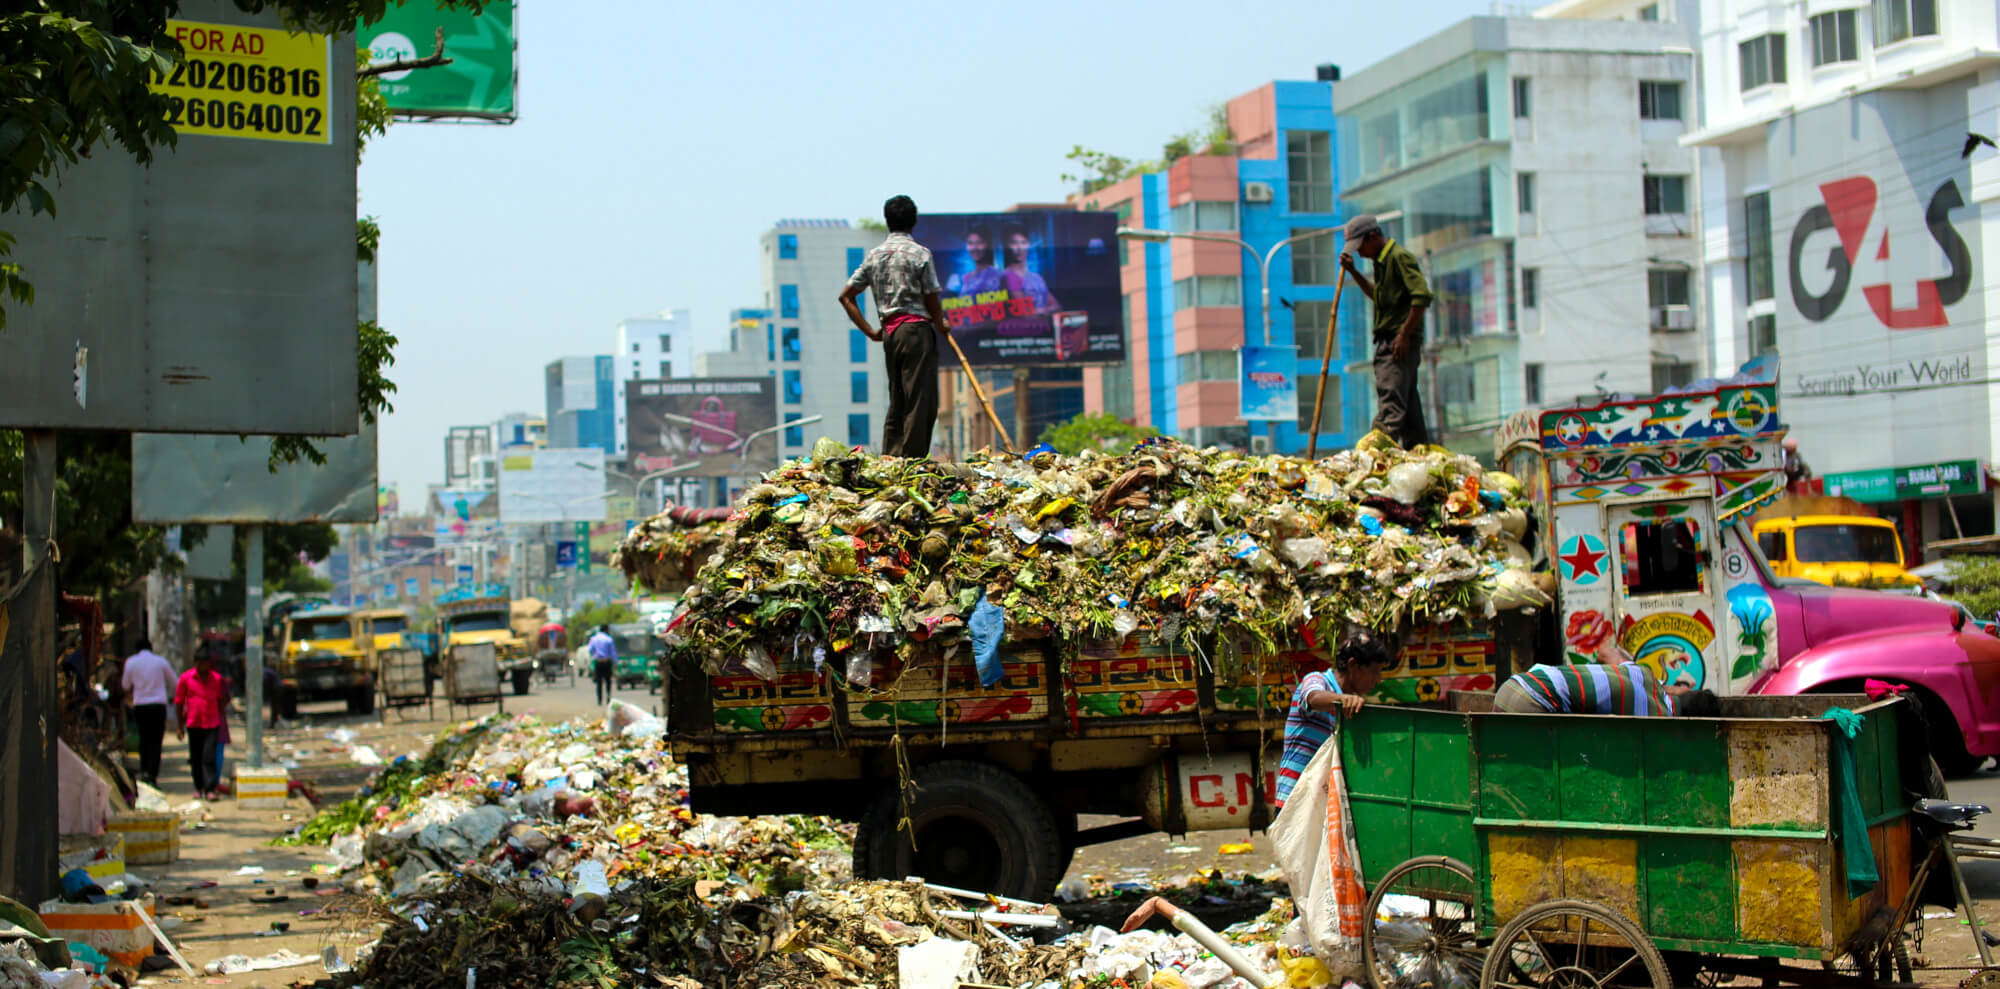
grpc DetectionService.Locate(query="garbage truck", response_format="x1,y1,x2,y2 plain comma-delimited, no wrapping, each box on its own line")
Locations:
661,378,2000,900
273,604,374,717
435,584,536,696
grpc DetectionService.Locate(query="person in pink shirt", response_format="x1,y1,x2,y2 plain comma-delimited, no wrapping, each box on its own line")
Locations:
172,650,230,799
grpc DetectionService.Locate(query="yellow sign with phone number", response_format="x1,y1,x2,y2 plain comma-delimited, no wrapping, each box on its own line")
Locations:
149,20,331,145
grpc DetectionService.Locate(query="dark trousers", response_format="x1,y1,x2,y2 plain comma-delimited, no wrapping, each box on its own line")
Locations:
186,726,219,794
131,704,166,784
593,661,614,704
1372,344,1431,448
882,319,940,458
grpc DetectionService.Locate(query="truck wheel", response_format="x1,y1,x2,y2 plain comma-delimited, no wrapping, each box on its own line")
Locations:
852,760,1063,902
346,686,375,716
511,668,533,696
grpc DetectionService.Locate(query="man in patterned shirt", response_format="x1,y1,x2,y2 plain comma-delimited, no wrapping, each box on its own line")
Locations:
839,195,954,458
1493,640,1721,716
1274,626,1394,809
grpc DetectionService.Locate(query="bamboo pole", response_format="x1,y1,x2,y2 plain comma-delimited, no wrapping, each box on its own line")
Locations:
1306,266,1349,460
943,330,1015,452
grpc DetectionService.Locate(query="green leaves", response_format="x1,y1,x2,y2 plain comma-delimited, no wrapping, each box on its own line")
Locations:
1039,411,1160,456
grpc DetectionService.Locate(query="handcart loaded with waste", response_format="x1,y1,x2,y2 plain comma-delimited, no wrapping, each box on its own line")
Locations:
624,374,2000,908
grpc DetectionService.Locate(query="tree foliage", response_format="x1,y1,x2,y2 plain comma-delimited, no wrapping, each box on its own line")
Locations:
1039,412,1161,457
1061,104,1236,194
1945,556,2000,622
192,522,339,627
564,599,640,650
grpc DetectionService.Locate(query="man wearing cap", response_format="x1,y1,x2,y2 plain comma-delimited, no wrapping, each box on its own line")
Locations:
1341,214,1433,448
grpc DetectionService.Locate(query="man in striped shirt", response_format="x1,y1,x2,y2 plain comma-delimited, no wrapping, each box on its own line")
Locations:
1494,642,1720,717
1274,626,1395,808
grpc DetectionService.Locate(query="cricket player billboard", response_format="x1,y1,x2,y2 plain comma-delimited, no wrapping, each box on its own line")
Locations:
625,378,779,477
909,210,1125,366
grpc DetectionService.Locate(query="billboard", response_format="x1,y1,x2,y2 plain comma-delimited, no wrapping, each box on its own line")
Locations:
360,1,516,120
1239,345,1299,422
0,0,358,434
499,447,606,524
909,211,1124,366
625,378,778,477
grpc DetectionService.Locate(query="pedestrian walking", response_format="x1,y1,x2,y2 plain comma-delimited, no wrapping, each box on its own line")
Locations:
839,194,953,458
120,638,176,786
172,649,230,800
588,625,617,705
1340,214,1433,449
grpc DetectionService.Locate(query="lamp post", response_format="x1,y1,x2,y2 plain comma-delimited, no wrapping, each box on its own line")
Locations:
741,414,824,462
597,461,704,515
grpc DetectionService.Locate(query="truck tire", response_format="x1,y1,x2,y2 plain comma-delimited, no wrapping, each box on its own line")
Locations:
511,667,533,696
346,686,375,716
852,760,1063,902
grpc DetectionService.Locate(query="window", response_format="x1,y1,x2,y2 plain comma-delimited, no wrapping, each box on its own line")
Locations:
1639,81,1683,120
1292,230,1338,285
658,334,672,353
781,326,801,362
850,371,868,404
1738,33,1787,90
1286,130,1331,213
1171,201,1238,232
1176,350,1236,382
850,328,869,363
1873,0,1937,45
847,413,870,447
1297,374,1341,433
847,247,866,273
1811,10,1859,65
778,233,798,260
1744,192,1774,302
1121,293,1134,336
1757,531,1789,562
782,369,802,406
1638,3,1660,20
1643,174,1688,214
1294,300,1334,359
1113,201,1133,264
766,325,775,361
1512,77,1531,119
1520,267,1540,309
1173,275,1241,310
1648,268,1691,308
1751,314,1778,356
631,342,640,353
1651,361,1696,392
1524,363,1544,404
783,412,805,448
1102,362,1135,420
658,361,672,378
1516,172,1536,215
780,284,800,318
1620,519,1704,595
1794,523,1902,565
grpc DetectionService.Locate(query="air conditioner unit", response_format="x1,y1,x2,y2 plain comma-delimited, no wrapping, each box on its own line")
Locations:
1651,305,1696,332
1243,181,1275,204
1250,435,1274,454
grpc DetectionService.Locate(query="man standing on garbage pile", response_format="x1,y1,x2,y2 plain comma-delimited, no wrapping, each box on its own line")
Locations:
121,637,176,786
172,648,230,800
588,625,618,705
1274,626,1395,809
839,194,953,458
1341,213,1433,449
1494,638,1721,716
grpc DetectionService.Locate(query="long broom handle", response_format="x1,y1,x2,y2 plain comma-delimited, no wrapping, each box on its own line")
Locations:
1306,266,1349,460
941,328,1015,452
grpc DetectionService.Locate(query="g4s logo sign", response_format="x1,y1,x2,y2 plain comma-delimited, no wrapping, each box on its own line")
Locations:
1789,176,1973,329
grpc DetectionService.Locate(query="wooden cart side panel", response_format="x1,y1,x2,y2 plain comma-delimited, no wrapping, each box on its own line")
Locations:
1341,707,1476,886
1726,722,1830,831
1736,839,1831,947
1645,835,1735,942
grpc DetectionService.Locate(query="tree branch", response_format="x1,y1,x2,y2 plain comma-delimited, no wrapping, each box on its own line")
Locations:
358,26,451,77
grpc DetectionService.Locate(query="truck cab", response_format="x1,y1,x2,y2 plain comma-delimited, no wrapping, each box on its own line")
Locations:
434,583,534,697
274,605,374,717
1752,514,1920,588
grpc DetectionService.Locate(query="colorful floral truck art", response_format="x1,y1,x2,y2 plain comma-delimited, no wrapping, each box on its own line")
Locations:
668,379,2000,901
1494,380,2000,774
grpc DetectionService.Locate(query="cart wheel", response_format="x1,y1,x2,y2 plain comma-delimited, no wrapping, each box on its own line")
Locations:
1482,899,1669,989
1825,939,1914,987
1365,855,1482,989
1959,966,2000,989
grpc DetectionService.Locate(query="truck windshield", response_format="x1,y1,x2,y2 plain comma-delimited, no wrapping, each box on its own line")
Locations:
372,617,407,635
449,614,509,633
297,619,351,641
1793,524,1901,565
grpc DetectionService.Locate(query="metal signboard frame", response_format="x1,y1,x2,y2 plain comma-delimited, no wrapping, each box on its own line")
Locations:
131,421,380,524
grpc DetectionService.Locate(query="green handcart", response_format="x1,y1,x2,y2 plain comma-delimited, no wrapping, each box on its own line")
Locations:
1340,694,1971,989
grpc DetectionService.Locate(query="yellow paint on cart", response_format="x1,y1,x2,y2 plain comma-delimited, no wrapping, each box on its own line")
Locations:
1487,832,1638,928
1736,840,1828,947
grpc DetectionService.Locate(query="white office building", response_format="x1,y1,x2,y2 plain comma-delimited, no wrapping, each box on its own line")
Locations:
1686,0,2000,546
611,308,697,458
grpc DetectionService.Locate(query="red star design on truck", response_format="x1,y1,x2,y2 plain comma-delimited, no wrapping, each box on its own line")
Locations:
1560,537,1608,581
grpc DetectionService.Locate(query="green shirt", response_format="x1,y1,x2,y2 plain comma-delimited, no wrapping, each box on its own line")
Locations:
1368,238,1433,347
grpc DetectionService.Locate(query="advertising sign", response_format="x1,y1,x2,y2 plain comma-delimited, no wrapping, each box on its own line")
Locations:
456,564,475,584
1823,459,1986,502
555,541,578,569
404,578,419,598
153,19,332,144
909,211,1124,366
499,448,606,524
1772,83,1988,474
1239,345,1299,422
625,378,778,476
1823,469,1897,503
360,1,516,120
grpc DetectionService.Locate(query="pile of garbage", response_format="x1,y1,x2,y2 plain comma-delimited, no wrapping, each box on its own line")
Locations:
288,709,1304,988
661,436,1546,675
612,505,735,595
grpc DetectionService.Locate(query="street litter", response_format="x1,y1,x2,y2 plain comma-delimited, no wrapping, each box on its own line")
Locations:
204,948,316,974
628,438,1543,678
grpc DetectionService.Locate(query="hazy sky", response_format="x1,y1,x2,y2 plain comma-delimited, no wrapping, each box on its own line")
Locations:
360,0,1497,502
